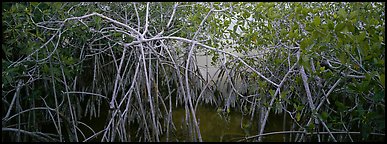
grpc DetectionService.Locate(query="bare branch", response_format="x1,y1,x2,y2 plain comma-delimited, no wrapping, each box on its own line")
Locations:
142,2,150,36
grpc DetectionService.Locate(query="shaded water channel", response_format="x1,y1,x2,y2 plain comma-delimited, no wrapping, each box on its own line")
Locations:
160,104,290,142
73,50,291,142
77,102,291,142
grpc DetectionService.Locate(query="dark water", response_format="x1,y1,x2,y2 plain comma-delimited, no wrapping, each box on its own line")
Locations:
162,104,258,142
76,101,385,142
78,104,289,142
160,104,290,142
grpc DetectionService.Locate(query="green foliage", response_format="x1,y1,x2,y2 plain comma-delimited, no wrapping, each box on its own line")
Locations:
2,2,384,142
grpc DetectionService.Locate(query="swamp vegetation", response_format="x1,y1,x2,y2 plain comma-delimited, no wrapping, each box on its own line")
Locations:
2,2,385,142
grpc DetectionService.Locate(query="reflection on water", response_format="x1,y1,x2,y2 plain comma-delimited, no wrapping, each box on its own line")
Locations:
78,102,290,142
161,104,290,142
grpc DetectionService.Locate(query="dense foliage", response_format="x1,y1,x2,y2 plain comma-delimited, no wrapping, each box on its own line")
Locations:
2,2,385,142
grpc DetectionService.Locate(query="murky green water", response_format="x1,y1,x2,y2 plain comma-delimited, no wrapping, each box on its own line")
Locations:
162,104,257,142
78,102,290,142
160,104,290,142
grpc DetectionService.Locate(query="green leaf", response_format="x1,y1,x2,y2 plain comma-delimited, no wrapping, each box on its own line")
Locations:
301,54,310,71
346,22,355,33
300,38,312,50
321,112,329,120
242,11,250,19
319,66,325,72
372,90,384,103
275,101,282,114
279,90,288,99
64,56,75,65
280,91,291,103
335,22,346,33
307,123,315,132
2,45,12,58
361,123,372,140
296,112,301,122
95,16,102,30
224,19,230,27
349,10,358,20
338,9,347,19
327,20,334,29
259,81,267,89
313,16,321,26
378,74,385,88
30,2,40,6
347,83,358,91
269,89,275,97
358,32,366,41
305,24,313,32
335,101,346,112
338,53,347,64
42,64,49,74
296,105,304,111
3,74,12,86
